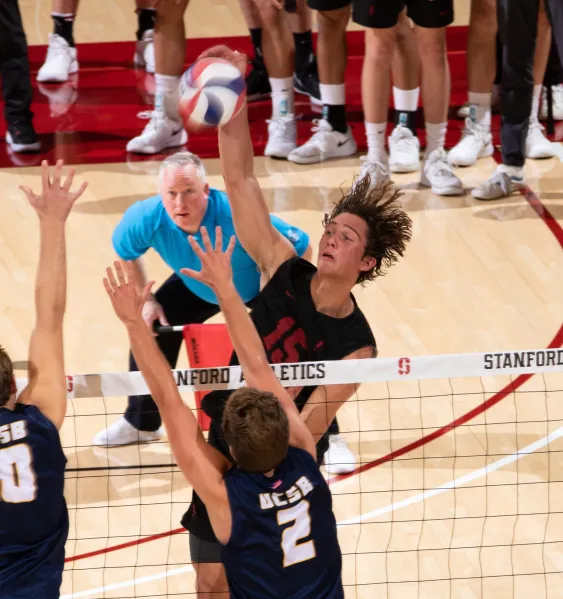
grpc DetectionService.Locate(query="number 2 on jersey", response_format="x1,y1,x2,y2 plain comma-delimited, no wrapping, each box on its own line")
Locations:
0,444,37,503
277,500,316,567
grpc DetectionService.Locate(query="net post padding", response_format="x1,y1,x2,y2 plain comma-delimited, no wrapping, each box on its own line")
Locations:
182,324,234,431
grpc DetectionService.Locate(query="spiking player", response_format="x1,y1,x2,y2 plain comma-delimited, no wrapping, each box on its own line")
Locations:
103,228,344,598
0,160,87,598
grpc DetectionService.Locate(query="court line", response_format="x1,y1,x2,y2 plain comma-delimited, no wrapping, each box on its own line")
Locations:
61,423,563,598
61,565,194,599
64,182,563,564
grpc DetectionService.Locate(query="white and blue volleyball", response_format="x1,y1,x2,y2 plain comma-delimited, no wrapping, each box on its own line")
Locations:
178,57,246,131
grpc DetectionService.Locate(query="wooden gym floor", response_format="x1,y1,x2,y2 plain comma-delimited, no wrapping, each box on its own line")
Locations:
1,0,563,597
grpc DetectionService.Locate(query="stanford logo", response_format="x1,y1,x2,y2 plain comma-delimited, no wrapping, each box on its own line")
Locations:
398,358,411,376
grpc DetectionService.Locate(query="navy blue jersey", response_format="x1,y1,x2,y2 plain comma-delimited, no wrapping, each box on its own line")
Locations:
220,446,343,599
0,404,68,599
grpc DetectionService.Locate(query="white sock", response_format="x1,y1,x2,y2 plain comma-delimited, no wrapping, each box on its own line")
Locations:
425,122,447,155
365,122,387,161
393,86,420,112
270,77,294,119
320,83,346,106
155,74,181,121
498,164,524,179
530,84,542,123
467,91,491,128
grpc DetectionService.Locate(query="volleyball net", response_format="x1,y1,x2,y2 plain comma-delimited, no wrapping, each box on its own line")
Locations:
16,340,563,599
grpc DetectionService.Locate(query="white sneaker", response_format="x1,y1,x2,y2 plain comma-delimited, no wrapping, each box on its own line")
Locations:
134,29,155,74
92,417,164,447
264,114,297,159
324,434,356,475
539,84,563,121
525,121,555,159
421,148,463,196
388,125,420,173
287,119,356,164
472,165,525,201
126,110,188,154
355,156,391,191
448,118,494,167
37,33,78,83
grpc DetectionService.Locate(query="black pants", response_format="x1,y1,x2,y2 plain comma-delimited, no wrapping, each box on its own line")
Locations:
124,273,341,436
0,0,33,124
497,0,539,168
546,0,563,72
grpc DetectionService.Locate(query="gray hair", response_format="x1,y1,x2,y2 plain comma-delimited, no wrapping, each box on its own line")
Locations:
159,151,207,183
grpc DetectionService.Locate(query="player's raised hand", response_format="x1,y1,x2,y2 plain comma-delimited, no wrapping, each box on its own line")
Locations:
197,45,248,77
19,160,88,222
104,261,155,327
180,226,236,293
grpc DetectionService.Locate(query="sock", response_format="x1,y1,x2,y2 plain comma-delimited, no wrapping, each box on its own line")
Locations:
270,77,294,118
425,121,447,155
136,8,156,41
467,91,492,128
320,83,347,133
530,84,542,123
294,30,314,73
249,27,264,62
393,86,419,135
155,74,181,121
365,122,387,161
498,163,524,179
52,13,75,47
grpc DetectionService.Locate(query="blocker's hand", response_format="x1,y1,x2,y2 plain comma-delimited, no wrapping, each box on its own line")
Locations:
180,226,236,294
19,159,88,223
104,261,155,328
196,45,248,78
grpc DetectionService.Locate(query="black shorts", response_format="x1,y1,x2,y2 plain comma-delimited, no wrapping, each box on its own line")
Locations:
307,0,351,14
353,0,454,29
189,532,222,564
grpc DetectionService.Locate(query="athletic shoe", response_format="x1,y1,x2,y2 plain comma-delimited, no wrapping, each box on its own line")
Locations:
447,118,494,167
356,156,391,191
539,84,563,121
264,115,297,159
324,434,356,475
6,120,40,153
525,121,555,159
37,33,78,83
388,125,420,173
421,148,463,196
246,57,271,102
126,110,187,154
92,417,164,447
471,166,525,200
134,29,155,74
293,56,321,106
287,119,356,164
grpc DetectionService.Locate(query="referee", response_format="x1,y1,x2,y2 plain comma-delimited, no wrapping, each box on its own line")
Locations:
93,151,313,446
473,0,563,200
0,0,40,153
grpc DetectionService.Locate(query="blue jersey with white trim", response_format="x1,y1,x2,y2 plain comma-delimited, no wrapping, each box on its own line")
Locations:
220,446,343,599
0,404,68,599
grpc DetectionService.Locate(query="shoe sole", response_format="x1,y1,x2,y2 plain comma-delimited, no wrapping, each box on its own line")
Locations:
293,85,322,106
288,144,357,165
126,130,188,154
6,132,40,153
390,162,420,173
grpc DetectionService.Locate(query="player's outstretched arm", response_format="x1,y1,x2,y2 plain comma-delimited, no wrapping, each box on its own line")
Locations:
181,226,316,458
18,160,88,430
103,262,231,510
196,45,296,282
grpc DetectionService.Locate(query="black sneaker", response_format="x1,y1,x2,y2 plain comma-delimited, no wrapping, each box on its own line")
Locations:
6,120,41,153
246,58,271,102
293,56,321,106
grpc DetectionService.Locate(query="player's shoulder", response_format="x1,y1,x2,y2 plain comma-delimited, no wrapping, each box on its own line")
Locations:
1,404,58,434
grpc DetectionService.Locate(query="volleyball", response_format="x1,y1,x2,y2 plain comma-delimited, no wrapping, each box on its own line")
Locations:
178,57,246,131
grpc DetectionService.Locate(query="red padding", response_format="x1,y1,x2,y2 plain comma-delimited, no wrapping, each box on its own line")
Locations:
183,324,234,431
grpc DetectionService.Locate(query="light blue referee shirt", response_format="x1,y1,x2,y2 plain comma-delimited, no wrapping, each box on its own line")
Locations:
112,189,309,305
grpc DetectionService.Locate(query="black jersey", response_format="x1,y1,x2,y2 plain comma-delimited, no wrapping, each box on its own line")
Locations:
182,257,375,542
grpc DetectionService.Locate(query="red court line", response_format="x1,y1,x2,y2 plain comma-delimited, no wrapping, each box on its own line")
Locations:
65,176,563,566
